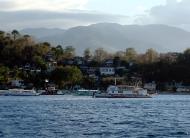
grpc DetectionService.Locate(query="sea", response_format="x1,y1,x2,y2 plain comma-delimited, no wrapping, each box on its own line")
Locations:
0,95,190,138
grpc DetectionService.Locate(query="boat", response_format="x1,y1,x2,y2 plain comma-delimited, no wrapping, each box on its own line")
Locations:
41,85,58,95
3,89,40,96
0,90,10,96
176,86,190,92
73,89,100,96
94,85,151,98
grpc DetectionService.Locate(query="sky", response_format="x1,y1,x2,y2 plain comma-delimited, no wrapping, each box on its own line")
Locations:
0,0,190,31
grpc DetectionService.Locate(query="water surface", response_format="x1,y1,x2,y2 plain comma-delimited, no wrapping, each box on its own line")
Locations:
0,95,190,138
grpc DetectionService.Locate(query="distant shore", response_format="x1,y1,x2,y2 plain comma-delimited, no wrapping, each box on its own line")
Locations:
158,91,190,95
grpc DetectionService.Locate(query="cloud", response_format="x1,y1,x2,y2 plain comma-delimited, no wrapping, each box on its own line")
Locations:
136,0,190,31
0,0,88,11
0,10,127,30
0,0,129,30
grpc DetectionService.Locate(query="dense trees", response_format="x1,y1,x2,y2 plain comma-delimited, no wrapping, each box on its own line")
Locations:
83,48,92,60
0,66,9,84
51,66,82,88
93,48,108,62
125,48,137,62
1,29,190,90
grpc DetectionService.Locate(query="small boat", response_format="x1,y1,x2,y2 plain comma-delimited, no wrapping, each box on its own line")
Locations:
94,85,151,98
4,89,40,96
74,89,100,96
176,86,190,92
0,90,10,96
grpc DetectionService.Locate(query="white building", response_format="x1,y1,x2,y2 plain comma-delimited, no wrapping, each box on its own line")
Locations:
100,67,115,76
144,82,156,91
11,80,24,88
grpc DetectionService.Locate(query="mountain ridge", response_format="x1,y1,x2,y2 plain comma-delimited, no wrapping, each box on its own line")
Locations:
21,23,190,55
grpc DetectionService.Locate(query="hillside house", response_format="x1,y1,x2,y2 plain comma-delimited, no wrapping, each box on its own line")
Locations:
100,67,115,76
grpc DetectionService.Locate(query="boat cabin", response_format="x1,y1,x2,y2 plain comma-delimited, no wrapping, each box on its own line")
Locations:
106,85,148,96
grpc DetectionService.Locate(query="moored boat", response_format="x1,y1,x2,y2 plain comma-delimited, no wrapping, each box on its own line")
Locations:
3,89,40,96
74,89,100,96
0,90,10,96
94,85,151,98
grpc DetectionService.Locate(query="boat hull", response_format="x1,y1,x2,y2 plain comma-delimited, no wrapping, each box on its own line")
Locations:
4,93,40,96
73,90,100,96
1,89,40,96
94,94,151,98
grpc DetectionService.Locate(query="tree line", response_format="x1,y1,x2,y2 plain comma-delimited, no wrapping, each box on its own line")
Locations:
0,30,190,90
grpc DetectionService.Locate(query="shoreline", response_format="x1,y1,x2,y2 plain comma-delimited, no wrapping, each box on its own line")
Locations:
158,91,190,95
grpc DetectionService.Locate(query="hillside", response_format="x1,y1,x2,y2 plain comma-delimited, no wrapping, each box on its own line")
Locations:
22,23,190,54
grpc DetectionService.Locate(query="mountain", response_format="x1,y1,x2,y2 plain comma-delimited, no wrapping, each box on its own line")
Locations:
20,28,65,39
22,23,190,54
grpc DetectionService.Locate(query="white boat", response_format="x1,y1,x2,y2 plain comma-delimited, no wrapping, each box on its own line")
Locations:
74,89,100,96
4,89,40,96
0,90,10,96
176,87,190,92
94,85,151,98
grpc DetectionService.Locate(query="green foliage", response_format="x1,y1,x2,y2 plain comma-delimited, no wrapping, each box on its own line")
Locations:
125,48,137,62
51,66,83,88
33,56,47,70
51,45,64,61
144,48,159,63
2,29,190,89
94,48,108,62
63,46,75,59
0,66,9,84
83,48,92,60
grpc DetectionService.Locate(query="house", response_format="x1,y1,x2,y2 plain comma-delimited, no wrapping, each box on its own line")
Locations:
160,52,179,62
74,57,85,65
45,52,55,62
104,59,114,67
63,59,74,65
11,80,25,88
47,61,57,72
144,82,156,91
80,66,98,79
100,67,115,76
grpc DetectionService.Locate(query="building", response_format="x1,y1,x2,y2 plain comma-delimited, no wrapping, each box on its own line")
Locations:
11,80,25,88
100,67,115,76
144,82,156,91
160,52,179,62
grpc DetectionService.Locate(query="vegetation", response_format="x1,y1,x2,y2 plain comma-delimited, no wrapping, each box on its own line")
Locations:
1,29,190,90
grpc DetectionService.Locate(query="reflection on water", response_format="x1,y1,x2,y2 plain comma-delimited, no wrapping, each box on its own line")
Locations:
0,95,190,138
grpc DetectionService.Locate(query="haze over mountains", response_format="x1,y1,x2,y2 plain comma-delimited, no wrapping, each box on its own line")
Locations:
21,23,190,55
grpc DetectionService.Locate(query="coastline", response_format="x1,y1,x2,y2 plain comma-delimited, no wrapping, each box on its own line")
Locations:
158,91,190,95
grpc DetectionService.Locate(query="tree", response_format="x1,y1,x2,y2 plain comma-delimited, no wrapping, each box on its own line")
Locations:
94,48,108,63
51,66,82,88
51,45,64,61
0,66,9,84
33,56,47,70
179,48,190,64
144,48,159,63
64,46,75,59
11,30,20,40
83,48,92,60
0,31,5,39
125,48,137,62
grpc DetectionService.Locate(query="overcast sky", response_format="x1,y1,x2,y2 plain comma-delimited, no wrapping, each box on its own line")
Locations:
0,0,190,31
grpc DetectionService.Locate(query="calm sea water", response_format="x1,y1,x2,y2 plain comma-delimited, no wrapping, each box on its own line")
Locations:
0,95,190,138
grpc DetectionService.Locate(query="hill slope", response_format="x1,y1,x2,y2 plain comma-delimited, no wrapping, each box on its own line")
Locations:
22,23,190,54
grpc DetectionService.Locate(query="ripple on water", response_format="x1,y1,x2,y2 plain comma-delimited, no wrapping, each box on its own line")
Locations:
0,95,190,138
